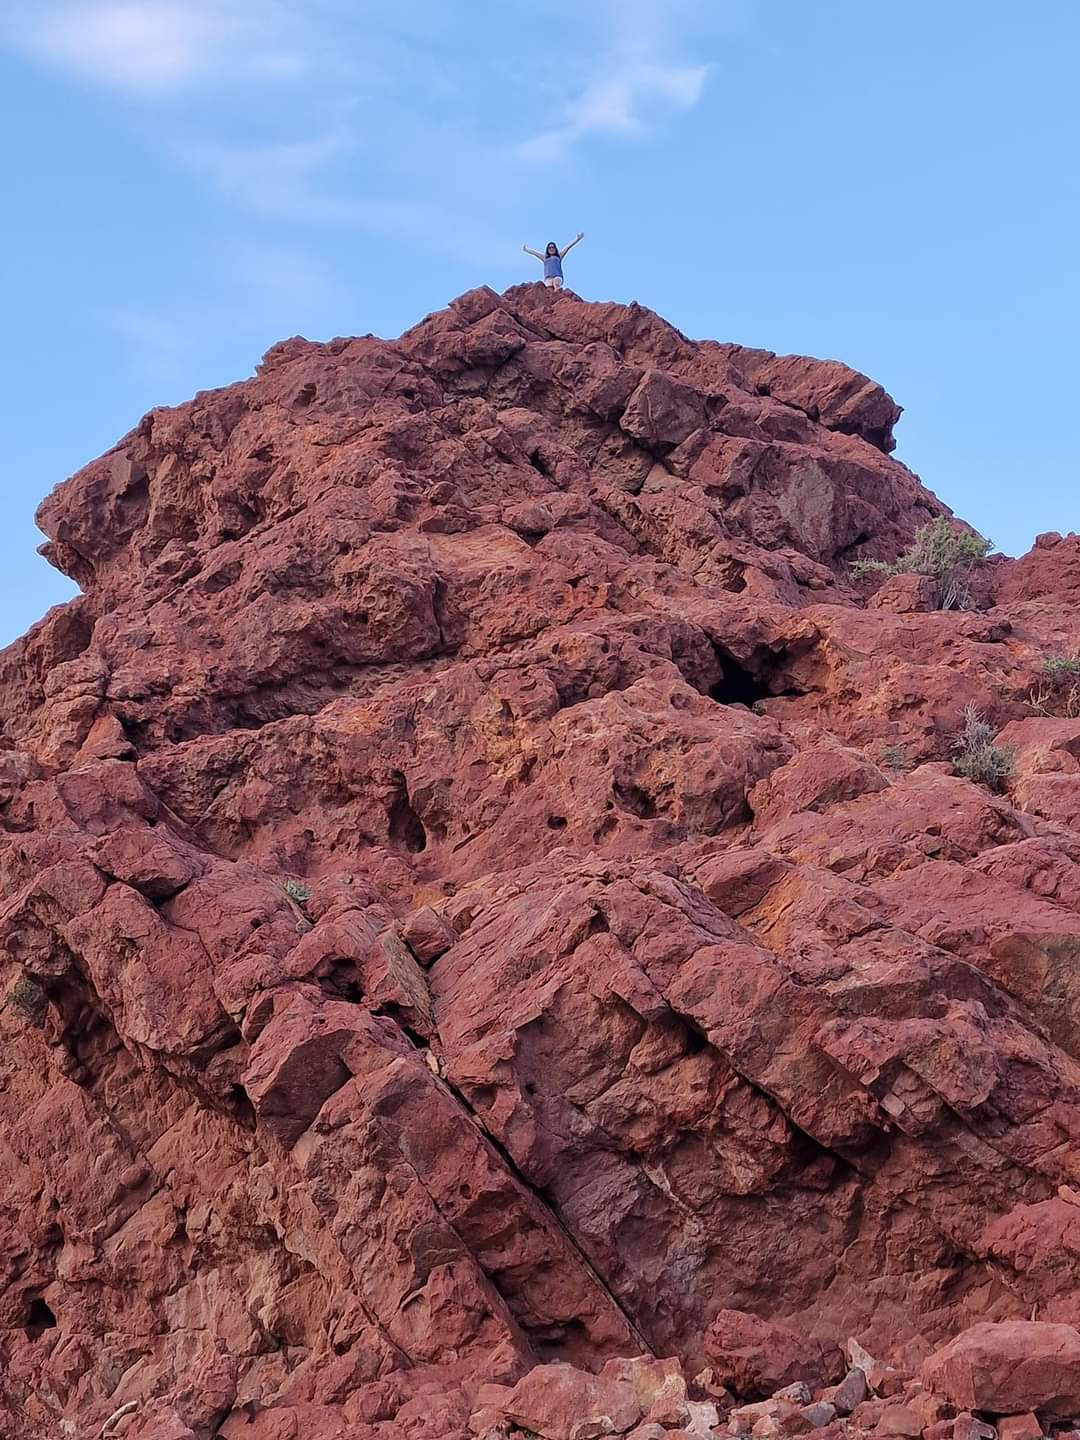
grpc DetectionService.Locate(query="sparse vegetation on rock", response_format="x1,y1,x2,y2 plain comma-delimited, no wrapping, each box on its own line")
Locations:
950,704,1015,792
852,516,992,609
1029,653,1080,717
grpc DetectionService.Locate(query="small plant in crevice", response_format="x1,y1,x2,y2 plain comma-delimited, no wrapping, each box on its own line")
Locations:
880,743,912,773
283,879,312,907
850,517,992,610
1028,654,1080,719
950,704,1015,793
3,973,48,1028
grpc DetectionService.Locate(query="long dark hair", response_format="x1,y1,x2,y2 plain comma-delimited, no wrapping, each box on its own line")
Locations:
546,242,558,256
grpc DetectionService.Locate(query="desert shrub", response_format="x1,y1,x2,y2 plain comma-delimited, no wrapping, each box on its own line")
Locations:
950,704,1014,792
283,879,312,906
3,974,48,1027
851,517,992,609
1028,654,1080,718
880,743,911,772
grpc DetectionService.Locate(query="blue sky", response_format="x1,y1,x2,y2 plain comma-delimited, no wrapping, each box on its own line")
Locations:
1,0,1077,647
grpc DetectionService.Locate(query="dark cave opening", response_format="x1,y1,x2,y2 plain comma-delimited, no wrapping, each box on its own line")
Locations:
709,650,773,707
24,1296,57,1339
389,774,428,854
708,644,809,709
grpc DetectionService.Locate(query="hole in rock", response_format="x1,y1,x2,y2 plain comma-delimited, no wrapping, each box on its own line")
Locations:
228,1085,257,1131
24,1297,56,1338
585,910,610,938
835,529,871,564
388,775,427,854
547,815,567,830
613,783,658,820
709,650,772,707
528,448,552,478
708,642,813,708
320,959,363,1003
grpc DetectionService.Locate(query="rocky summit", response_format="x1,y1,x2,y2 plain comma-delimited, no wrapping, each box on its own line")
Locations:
2,283,1080,1440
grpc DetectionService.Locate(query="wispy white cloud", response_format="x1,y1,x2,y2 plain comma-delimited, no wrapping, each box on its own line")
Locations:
5,1,721,265
4,0,304,95
516,0,711,162
174,129,514,264
518,63,708,163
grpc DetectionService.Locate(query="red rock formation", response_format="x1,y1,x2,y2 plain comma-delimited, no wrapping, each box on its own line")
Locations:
2,284,1080,1438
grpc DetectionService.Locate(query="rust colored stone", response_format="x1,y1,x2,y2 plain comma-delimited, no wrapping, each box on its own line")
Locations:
3,286,1080,1437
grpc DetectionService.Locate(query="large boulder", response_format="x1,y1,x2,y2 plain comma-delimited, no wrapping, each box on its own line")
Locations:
498,1362,643,1440
921,1322,1080,1418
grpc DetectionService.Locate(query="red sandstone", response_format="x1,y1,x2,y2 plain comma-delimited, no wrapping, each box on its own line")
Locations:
2,285,1080,1437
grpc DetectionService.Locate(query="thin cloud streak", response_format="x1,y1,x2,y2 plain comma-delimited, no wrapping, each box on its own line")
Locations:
6,2,720,262
512,0,712,163
175,131,515,266
5,0,305,95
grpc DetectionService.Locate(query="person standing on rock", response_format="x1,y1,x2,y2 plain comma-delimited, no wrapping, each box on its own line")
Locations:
522,234,584,290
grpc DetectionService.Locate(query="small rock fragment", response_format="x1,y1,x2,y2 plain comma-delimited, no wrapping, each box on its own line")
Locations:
997,1415,1042,1440
800,1402,837,1428
828,1367,868,1416
953,1415,998,1440
774,1384,812,1405
875,1403,924,1437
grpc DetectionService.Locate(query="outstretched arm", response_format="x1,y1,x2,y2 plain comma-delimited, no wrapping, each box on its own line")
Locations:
560,231,584,259
522,244,544,260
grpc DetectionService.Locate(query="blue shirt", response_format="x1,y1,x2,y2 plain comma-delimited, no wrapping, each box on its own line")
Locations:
544,253,563,278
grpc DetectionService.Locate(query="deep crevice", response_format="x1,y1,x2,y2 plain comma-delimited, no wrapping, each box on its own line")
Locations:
381,1011,653,1363
24,1296,57,1338
389,773,428,854
528,448,552,478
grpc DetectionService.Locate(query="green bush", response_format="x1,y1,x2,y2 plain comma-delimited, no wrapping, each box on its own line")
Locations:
283,879,312,906
1029,654,1080,718
851,517,992,609
950,704,1014,792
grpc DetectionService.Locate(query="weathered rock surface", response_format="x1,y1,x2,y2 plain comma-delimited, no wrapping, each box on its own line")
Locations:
921,1321,1080,1418
2,284,1080,1437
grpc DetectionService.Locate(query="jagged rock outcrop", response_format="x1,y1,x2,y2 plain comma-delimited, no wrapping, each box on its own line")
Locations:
2,284,1080,1439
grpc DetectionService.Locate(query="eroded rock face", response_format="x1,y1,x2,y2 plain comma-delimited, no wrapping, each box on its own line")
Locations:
2,285,1080,1437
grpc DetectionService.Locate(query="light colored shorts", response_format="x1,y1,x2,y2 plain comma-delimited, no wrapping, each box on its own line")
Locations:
544,276,563,291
